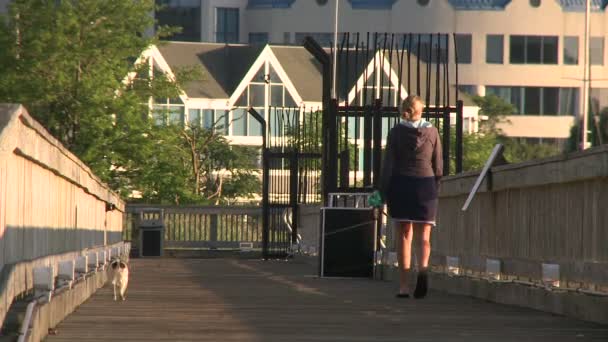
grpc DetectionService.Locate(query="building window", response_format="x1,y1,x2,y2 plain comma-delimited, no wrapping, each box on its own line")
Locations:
187,109,229,134
448,0,512,10
283,32,291,44
316,0,328,5
295,32,333,47
458,85,477,96
231,62,297,136
563,36,578,65
486,35,504,64
455,34,472,64
417,0,430,6
348,0,398,9
529,0,541,8
249,32,269,45
216,7,239,43
247,0,295,8
152,98,185,126
590,37,604,65
590,88,608,111
509,35,558,64
486,86,579,116
407,34,449,63
155,0,201,42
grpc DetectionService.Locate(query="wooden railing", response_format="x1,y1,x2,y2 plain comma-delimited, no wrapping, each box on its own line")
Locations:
125,204,263,250
0,104,125,329
431,145,608,292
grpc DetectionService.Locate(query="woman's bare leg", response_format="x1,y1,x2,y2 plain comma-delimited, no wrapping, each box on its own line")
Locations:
414,223,432,269
413,223,432,298
396,221,413,294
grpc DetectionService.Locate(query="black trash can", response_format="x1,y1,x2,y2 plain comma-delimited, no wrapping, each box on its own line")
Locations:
319,207,376,278
138,209,164,257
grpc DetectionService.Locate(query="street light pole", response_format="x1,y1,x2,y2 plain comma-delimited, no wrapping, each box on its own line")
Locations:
332,0,339,100
582,0,591,150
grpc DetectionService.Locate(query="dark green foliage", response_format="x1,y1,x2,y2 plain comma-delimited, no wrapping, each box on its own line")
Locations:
0,0,259,204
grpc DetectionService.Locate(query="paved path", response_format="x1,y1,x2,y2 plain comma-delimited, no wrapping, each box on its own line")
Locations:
46,258,608,341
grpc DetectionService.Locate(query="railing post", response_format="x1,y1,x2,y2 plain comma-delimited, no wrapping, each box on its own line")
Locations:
443,106,451,176
209,214,218,242
247,107,268,258
456,100,464,173
372,99,382,188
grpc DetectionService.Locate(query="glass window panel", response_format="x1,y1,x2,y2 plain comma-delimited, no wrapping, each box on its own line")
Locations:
455,34,472,64
524,87,541,114
215,110,229,135
542,36,558,64
511,87,523,114
563,36,579,65
216,8,239,43
458,85,477,95
249,84,265,107
270,85,284,106
269,64,281,83
486,35,504,64
381,117,391,139
527,36,542,63
590,88,608,111
188,109,200,126
248,109,263,136
285,90,297,107
250,64,266,83
169,97,183,104
559,88,579,116
510,36,525,64
232,108,247,136
590,37,604,65
155,0,201,42
235,89,247,106
248,32,268,45
542,87,559,115
269,108,282,137
167,106,184,125
347,117,359,140
152,105,166,126
203,109,214,129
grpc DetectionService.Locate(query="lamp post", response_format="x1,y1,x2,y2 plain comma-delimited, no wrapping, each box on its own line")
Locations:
581,0,591,150
332,0,339,100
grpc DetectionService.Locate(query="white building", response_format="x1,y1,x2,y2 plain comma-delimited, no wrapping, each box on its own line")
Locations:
134,41,477,148
154,0,608,145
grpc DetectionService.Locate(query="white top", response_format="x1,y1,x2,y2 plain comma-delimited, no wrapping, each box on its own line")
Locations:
399,119,433,129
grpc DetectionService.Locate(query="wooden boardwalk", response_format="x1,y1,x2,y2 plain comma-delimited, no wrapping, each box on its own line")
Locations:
46,258,608,341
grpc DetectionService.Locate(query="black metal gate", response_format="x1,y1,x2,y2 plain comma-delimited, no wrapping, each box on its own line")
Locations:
250,107,322,259
304,33,463,199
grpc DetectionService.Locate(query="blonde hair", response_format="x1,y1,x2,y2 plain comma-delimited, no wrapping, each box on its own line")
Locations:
401,95,423,120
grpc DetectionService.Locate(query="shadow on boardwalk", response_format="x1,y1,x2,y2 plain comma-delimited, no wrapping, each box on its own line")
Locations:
46,258,608,341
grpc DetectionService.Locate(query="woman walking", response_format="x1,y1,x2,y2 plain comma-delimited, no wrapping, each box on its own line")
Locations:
379,95,443,299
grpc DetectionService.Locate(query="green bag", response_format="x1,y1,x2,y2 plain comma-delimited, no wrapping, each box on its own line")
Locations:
368,190,384,208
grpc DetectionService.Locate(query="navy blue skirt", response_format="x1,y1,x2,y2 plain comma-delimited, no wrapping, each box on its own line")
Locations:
386,175,438,225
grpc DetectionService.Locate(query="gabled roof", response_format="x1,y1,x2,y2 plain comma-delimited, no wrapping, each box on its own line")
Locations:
270,46,323,102
156,42,264,99
152,41,472,106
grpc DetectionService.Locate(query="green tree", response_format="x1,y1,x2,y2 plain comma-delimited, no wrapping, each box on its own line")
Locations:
457,94,560,172
179,124,261,205
0,0,212,202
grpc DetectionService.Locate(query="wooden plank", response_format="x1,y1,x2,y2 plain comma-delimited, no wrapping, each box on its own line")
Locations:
164,241,262,250
46,258,608,342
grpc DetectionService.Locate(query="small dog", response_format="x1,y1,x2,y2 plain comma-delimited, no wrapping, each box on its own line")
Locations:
110,258,129,301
